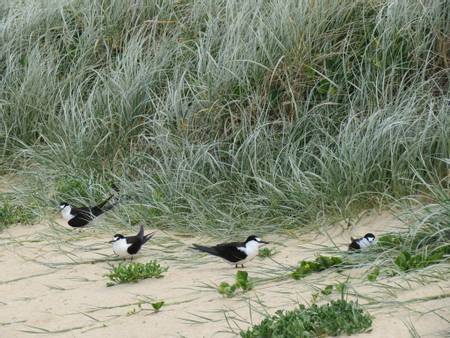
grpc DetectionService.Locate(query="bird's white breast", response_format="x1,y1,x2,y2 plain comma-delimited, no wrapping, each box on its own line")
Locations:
61,206,75,221
237,241,259,264
112,239,132,258
358,238,373,249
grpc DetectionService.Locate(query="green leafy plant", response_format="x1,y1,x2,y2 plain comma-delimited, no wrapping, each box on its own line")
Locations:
394,247,448,272
217,282,237,298
240,299,372,338
106,261,168,285
235,271,253,291
0,195,36,230
321,284,334,295
258,247,276,258
377,233,404,249
292,255,343,280
311,284,334,303
367,266,380,281
217,271,254,297
151,301,165,312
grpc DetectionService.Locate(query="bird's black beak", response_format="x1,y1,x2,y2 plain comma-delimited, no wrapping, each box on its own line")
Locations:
107,240,114,243
259,240,269,244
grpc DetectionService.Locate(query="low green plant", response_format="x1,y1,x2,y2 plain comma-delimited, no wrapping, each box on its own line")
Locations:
0,195,36,230
235,271,253,291
106,261,168,286
217,282,237,297
394,247,449,272
311,284,334,303
321,284,334,295
377,233,404,249
258,247,276,258
217,271,253,297
367,266,380,282
151,301,165,312
292,256,343,280
240,299,372,338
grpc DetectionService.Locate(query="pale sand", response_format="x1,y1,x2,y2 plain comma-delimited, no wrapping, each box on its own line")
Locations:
0,211,448,337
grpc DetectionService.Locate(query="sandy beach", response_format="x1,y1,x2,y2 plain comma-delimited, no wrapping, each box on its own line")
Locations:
1,211,448,337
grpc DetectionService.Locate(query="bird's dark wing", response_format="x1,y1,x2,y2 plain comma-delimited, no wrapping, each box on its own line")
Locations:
348,238,361,251
212,242,247,262
69,206,103,218
125,236,142,255
68,216,91,227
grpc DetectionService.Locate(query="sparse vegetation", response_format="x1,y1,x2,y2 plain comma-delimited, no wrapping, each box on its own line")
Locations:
0,193,37,230
240,299,372,338
217,271,253,297
106,261,168,286
151,301,165,312
292,256,343,280
258,248,276,258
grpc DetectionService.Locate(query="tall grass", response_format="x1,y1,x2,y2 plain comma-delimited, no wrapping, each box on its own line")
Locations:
0,0,448,232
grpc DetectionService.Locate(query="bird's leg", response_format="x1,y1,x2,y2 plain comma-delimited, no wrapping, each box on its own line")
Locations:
241,264,245,268
235,264,238,268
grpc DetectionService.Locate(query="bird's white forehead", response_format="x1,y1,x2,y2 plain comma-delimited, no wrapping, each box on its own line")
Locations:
255,237,261,242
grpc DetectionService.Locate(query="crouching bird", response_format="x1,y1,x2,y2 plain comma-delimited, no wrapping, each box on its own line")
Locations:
110,224,155,259
59,185,119,228
191,235,269,268
348,233,376,251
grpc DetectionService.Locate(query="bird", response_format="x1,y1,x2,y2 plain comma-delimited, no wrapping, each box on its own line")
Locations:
348,233,376,251
109,225,155,259
191,235,269,268
59,185,119,227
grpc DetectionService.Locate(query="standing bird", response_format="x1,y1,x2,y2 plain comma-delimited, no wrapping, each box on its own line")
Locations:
109,225,155,259
191,235,269,268
59,185,119,228
348,233,376,251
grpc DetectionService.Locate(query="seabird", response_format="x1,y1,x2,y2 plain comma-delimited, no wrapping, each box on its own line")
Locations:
191,235,269,268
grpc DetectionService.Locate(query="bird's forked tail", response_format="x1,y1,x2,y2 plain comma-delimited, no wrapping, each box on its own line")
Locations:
191,244,219,256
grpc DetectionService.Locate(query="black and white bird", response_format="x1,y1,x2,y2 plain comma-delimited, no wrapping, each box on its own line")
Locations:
348,233,376,251
191,235,269,268
59,186,119,228
109,225,154,259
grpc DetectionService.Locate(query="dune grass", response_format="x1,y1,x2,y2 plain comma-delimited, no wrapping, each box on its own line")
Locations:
0,0,449,233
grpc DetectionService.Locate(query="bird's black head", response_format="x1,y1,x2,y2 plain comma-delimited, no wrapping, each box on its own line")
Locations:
59,202,70,210
364,233,375,242
245,235,269,244
109,234,125,243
